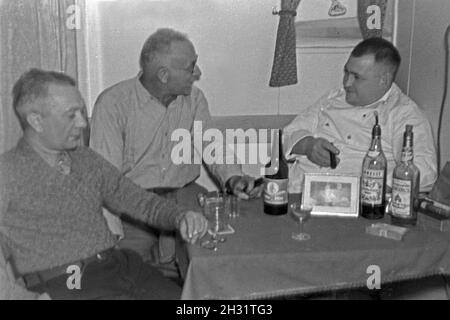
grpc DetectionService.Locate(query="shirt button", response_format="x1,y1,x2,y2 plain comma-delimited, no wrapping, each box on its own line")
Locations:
347,135,352,140
363,114,367,118
325,123,330,127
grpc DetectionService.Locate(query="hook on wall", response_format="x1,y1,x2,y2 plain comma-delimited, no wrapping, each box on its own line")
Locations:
328,0,347,17
272,6,279,15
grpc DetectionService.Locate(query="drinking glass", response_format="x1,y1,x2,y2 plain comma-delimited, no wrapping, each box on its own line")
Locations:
290,203,312,241
201,194,227,249
226,195,240,219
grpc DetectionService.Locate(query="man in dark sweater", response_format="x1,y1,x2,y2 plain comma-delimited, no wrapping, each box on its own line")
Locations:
0,69,208,299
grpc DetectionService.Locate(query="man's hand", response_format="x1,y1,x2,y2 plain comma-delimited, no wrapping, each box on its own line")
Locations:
226,175,263,200
178,211,208,244
294,136,340,168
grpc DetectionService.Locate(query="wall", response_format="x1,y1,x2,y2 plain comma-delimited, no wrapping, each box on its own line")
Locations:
83,0,351,116
296,0,357,21
396,0,450,170
91,0,279,116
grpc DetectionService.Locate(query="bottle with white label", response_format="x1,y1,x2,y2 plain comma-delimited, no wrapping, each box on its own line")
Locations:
391,125,420,226
263,129,288,215
361,111,387,219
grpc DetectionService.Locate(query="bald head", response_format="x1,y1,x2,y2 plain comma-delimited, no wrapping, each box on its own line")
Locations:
139,28,190,70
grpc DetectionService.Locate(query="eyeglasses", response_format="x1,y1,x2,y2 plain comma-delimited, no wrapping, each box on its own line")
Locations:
167,56,198,75
173,65,196,75
170,61,199,75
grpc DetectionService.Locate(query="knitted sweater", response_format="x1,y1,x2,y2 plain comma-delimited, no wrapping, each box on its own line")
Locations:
1,244,40,299
0,138,184,274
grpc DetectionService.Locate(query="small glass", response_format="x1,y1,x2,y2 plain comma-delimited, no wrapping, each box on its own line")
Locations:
226,195,240,218
204,196,228,234
290,203,312,241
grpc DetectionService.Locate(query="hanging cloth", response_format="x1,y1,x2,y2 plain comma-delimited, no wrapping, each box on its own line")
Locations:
269,0,302,87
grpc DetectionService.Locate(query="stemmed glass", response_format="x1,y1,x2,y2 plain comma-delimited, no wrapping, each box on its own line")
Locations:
290,203,312,241
200,195,227,250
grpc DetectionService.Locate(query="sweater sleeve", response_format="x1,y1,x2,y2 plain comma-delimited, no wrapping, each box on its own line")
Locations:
89,149,185,231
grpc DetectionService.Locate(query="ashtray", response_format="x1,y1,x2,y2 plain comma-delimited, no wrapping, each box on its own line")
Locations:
365,223,408,241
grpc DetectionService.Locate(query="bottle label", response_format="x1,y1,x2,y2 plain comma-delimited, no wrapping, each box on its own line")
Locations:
391,178,412,218
361,169,384,205
367,150,380,158
263,178,288,205
401,150,413,162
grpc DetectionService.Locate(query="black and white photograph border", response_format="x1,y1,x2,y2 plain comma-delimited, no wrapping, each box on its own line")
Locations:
302,173,360,217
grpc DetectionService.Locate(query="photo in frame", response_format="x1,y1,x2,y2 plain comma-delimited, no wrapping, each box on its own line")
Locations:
302,173,360,217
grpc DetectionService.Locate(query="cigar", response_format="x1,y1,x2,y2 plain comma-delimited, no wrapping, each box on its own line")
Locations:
254,177,264,187
330,151,337,169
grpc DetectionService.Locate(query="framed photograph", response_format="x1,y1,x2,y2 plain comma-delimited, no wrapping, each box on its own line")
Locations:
302,173,360,217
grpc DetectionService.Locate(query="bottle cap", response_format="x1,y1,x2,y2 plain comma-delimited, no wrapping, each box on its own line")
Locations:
405,124,413,133
372,111,381,136
404,124,414,145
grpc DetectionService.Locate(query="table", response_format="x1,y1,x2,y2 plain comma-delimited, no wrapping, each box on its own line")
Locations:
176,195,450,300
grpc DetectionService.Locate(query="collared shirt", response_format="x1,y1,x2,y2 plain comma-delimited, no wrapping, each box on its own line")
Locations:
90,74,241,236
283,83,437,192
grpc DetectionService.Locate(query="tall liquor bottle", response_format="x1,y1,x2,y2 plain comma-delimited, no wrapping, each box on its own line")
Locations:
263,129,289,215
391,125,420,226
361,112,387,219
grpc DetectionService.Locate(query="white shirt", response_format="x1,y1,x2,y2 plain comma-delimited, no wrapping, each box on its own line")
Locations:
283,83,437,193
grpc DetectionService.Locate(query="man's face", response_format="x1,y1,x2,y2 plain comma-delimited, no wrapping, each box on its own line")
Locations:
165,40,201,95
343,54,391,106
38,84,87,151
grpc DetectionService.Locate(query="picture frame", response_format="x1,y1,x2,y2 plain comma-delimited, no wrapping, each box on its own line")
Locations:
302,173,360,217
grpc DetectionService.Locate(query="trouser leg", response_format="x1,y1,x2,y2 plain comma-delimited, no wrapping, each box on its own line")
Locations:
28,249,181,300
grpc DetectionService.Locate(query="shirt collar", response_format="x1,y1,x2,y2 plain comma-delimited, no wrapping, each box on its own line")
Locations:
134,72,179,109
361,84,394,108
21,137,71,174
135,72,154,104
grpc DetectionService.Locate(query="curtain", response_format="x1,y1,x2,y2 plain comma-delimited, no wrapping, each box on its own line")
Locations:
357,0,387,39
0,0,79,154
269,0,301,88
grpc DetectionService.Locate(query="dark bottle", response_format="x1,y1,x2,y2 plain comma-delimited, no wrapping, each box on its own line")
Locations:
263,129,289,215
391,125,420,226
360,111,387,219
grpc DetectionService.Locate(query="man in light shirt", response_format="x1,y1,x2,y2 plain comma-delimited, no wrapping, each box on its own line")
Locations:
90,28,262,277
284,37,437,193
